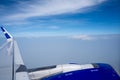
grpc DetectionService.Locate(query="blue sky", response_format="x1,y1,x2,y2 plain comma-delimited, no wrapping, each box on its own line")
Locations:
0,0,120,37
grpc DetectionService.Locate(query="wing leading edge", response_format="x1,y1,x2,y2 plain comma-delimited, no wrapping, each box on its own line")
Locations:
0,27,30,80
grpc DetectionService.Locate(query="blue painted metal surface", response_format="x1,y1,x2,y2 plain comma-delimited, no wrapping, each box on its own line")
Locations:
1,27,11,39
41,63,120,80
5,33,11,39
1,27,5,32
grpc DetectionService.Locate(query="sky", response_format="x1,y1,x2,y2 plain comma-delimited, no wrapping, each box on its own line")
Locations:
0,0,120,76
0,0,120,37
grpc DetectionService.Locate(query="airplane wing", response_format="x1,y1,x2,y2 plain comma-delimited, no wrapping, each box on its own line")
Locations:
0,27,30,80
28,63,120,80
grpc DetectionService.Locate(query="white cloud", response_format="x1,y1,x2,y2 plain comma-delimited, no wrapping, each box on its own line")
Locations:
70,34,120,40
3,0,106,21
70,35,95,40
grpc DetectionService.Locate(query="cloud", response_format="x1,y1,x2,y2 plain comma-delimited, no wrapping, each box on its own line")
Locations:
70,35,94,40
1,0,106,22
70,34,120,40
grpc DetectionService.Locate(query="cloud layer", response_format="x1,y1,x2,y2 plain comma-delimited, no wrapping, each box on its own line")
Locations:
1,0,106,22
70,34,120,40
71,35,94,40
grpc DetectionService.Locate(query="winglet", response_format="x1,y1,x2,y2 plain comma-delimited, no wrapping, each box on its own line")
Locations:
1,27,13,42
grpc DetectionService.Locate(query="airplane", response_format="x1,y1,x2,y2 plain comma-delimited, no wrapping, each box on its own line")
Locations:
0,27,120,80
